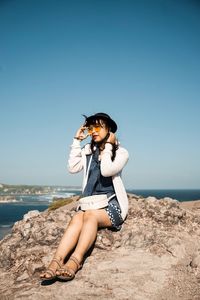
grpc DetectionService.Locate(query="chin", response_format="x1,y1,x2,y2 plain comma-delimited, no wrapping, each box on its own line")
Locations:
93,137,101,142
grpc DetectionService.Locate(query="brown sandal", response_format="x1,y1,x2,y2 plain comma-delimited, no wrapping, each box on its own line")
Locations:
57,255,82,281
40,257,63,282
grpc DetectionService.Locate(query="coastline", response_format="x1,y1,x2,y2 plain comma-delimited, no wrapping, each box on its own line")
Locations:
1,195,200,241
0,200,19,203
0,226,12,240
0,195,18,203
0,186,200,241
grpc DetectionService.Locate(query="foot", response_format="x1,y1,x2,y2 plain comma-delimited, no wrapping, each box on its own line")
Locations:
56,255,82,281
40,257,63,281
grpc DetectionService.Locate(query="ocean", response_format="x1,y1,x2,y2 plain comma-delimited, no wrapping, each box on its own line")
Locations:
127,189,200,201
0,189,200,240
0,189,81,240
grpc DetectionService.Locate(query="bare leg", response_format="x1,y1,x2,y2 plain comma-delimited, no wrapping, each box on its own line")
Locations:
72,211,98,262
54,211,84,259
40,211,84,279
58,209,112,277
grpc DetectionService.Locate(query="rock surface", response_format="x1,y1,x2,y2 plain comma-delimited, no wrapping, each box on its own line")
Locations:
1,194,200,299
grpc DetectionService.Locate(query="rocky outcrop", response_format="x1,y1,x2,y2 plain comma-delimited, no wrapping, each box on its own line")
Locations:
1,194,200,299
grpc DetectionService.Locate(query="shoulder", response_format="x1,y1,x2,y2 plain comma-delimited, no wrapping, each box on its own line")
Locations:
116,145,129,157
117,144,128,153
82,143,92,155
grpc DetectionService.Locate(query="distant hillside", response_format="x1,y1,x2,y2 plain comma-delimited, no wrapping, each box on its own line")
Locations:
0,184,81,195
0,183,81,189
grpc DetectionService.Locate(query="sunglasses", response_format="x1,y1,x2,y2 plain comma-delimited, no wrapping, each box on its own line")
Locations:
87,125,102,134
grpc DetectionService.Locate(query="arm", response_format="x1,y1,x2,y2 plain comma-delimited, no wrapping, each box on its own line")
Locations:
68,125,89,173
100,144,129,177
68,139,84,173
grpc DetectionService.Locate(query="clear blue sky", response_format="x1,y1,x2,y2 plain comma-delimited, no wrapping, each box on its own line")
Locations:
0,0,200,189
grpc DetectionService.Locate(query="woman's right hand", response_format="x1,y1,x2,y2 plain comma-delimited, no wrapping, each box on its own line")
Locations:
74,125,89,141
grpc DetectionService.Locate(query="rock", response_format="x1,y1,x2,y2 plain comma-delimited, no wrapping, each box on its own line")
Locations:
16,271,30,282
23,210,40,221
191,250,200,268
1,193,200,299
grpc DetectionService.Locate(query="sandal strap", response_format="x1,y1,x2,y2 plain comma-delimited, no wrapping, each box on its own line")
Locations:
45,269,55,277
52,258,62,269
69,255,82,270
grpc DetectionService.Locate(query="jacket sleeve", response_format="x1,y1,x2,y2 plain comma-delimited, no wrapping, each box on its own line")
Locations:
68,139,84,173
100,144,129,177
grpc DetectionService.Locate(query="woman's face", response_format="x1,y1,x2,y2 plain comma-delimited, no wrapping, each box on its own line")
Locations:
87,120,109,143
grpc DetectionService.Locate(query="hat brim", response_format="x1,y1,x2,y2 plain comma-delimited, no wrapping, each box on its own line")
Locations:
106,119,117,133
85,114,117,133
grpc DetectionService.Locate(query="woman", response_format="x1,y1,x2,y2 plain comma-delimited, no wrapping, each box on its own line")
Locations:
40,112,129,282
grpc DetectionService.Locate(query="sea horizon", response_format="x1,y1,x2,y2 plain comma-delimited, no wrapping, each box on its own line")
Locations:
127,189,200,202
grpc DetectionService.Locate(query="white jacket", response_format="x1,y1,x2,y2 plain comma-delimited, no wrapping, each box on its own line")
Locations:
68,138,129,220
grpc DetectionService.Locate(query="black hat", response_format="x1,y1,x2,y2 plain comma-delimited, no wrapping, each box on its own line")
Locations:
84,112,117,133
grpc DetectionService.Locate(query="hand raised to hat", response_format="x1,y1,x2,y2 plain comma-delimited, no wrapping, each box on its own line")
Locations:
106,132,117,145
74,125,89,141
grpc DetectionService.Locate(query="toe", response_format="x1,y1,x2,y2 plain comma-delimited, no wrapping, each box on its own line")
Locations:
40,272,47,278
64,270,72,277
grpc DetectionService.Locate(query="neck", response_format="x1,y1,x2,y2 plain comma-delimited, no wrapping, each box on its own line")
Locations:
96,134,110,151
96,132,110,146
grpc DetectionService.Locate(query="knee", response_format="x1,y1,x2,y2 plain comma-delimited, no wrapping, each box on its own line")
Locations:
83,210,97,223
69,212,84,226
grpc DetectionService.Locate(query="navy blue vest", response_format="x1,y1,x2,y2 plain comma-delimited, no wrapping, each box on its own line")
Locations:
82,147,115,197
